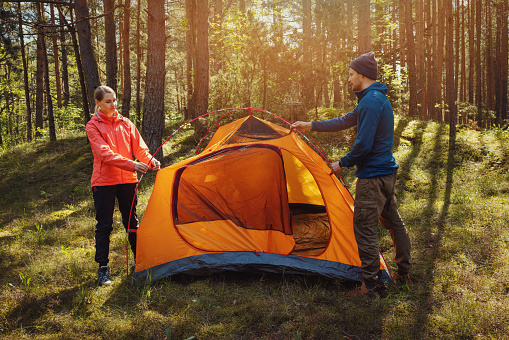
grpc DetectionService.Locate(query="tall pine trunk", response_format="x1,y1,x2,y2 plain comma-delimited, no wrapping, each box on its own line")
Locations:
358,0,371,53
446,0,456,145
43,27,57,142
404,0,418,117
495,0,508,125
18,3,32,141
141,0,166,160
436,0,445,122
75,0,100,117
59,10,70,107
122,0,132,118
50,4,62,108
135,0,143,122
302,0,313,111
104,0,117,92
501,0,508,123
460,0,466,107
193,1,209,137
415,0,426,119
468,0,474,104
35,3,45,138
475,0,482,119
185,0,196,120
399,0,406,69
58,5,90,123
426,0,435,120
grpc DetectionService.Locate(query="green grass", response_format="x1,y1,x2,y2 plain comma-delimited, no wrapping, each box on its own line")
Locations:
1,117,509,339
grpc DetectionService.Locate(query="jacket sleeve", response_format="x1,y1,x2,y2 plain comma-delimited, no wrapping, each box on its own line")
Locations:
86,122,137,171
340,103,381,168
128,121,155,167
311,110,357,132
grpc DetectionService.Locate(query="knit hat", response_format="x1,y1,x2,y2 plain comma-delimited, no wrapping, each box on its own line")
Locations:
349,52,378,80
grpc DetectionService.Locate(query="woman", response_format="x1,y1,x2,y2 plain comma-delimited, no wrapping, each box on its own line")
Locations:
86,85,160,286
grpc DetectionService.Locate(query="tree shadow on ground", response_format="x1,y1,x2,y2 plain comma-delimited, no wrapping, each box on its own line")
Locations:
0,136,92,227
394,120,427,202
413,126,455,338
1,283,94,335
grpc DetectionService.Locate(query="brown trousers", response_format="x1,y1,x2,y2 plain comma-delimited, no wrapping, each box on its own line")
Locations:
353,170,411,285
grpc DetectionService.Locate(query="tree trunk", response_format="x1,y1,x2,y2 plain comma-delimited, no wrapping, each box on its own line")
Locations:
392,2,398,72
58,5,90,123
18,2,32,141
404,0,418,117
194,0,209,136
501,0,508,123
43,27,57,142
495,0,508,125
35,3,45,138
185,0,196,120
37,2,56,141
486,4,494,113
104,0,117,92
59,10,70,107
135,0,143,122
50,4,62,108
122,0,132,118
374,1,383,53
454,0,460,105
460,0,466,106
468,0,474,104
302,0,313,111
399,0,406,68
426,0,434,120
446,0,456,142
75,0,101,116
358,0,371,53
415,0,426,119
141,0,166,160
436,0,445,121
119,19,124,96
475,0,481,112
212,0,223,73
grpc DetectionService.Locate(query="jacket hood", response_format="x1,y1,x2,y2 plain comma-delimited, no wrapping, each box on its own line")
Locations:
91,110,124,124
355,82,388,101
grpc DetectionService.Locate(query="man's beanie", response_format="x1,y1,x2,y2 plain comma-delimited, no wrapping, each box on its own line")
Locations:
349,52,378,80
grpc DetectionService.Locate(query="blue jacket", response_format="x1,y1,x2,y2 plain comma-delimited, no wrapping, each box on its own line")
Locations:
311,82,398,179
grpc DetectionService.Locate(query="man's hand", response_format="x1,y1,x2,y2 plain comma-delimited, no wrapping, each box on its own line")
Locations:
331,161,344,174
290,121,312,132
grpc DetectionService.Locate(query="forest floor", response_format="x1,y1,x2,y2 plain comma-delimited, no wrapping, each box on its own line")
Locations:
1,114,509,339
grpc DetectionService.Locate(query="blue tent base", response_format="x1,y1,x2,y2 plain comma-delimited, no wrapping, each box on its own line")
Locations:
131,252,393,286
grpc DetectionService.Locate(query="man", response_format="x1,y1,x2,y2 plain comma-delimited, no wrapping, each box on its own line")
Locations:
291,52,411,295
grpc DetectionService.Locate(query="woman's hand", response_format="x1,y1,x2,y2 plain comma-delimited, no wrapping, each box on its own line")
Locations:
134,162,149,174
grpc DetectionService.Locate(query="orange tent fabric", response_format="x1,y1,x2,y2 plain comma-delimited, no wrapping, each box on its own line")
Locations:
134,115,392,284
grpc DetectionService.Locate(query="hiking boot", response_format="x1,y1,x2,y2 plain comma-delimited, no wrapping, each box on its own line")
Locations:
393,271,411,286
347,281,383,297
97,266,112,286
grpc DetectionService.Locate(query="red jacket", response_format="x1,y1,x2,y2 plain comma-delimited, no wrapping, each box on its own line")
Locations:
86,111,153,187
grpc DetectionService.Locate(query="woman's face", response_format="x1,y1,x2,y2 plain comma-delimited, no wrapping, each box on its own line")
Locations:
95,92,117,116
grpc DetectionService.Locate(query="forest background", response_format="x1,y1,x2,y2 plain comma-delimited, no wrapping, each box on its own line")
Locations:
1,0,509,339
0,0,507,154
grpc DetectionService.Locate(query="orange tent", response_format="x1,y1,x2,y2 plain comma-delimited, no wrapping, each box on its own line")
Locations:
134,112,392,285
